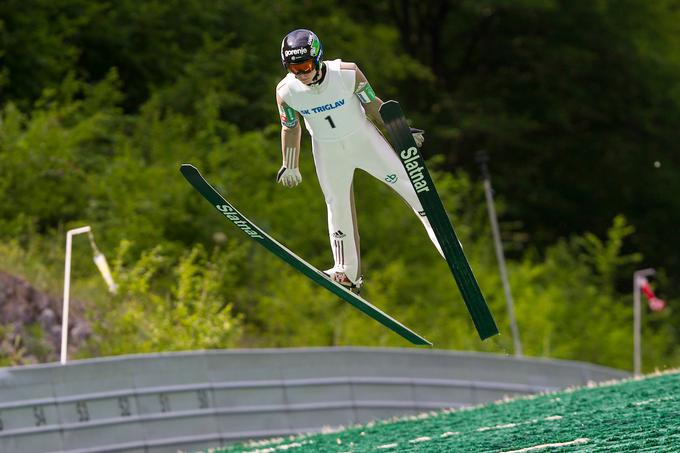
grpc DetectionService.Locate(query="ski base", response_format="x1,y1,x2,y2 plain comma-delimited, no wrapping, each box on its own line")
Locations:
180,164,432,346
379,100,499,340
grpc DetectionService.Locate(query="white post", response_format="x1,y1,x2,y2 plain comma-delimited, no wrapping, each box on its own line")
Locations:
633,268,655,376
61,226,92,365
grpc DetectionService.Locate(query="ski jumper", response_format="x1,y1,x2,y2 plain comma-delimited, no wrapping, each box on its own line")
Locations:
277,59,443,283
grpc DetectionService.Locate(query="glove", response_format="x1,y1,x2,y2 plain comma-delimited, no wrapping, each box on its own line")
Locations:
410,127,425,148
276,166,302,188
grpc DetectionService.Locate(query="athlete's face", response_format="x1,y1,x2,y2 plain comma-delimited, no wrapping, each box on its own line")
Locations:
288,59,317,85
294,68,317,85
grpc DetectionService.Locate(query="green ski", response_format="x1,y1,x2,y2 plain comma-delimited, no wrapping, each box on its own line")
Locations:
379,101,499,340
180,164,431,346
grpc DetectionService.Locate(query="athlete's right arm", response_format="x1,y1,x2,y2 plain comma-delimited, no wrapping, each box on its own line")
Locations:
276,92,303,188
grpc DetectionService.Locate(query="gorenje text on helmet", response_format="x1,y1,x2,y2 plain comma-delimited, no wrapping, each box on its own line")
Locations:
284,48,308,57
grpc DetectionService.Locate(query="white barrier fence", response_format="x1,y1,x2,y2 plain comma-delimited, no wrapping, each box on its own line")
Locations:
0,347,629,453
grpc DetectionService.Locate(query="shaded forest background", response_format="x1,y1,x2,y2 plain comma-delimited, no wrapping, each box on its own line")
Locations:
1,0,679,372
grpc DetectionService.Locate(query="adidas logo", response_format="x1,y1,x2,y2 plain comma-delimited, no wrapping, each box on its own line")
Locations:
332,230,346,239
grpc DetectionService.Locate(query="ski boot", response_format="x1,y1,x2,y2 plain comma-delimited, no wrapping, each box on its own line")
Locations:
323,269,364,295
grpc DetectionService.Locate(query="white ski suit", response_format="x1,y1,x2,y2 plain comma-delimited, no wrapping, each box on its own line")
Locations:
276,59,442,283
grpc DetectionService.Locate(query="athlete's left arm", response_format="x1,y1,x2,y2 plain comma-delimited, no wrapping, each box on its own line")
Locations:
345,63,386,128
346,63,424,147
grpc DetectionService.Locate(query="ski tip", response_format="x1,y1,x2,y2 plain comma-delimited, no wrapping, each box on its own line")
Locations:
379,99,399,112
180,163,200,178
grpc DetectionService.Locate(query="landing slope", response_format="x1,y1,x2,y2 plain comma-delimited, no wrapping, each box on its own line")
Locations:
211,370,679,452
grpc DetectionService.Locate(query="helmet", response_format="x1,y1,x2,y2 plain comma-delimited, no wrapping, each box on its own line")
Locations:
280,29,323,72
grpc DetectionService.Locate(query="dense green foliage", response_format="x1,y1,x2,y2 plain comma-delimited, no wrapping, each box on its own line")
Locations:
1,0,678,371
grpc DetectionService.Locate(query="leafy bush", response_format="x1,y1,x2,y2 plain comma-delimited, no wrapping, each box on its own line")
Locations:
85,241,244,356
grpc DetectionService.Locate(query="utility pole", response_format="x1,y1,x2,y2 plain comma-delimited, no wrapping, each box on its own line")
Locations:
476,151,522,356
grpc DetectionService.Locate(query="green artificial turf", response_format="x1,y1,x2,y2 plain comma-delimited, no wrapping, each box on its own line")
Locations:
206,370,680,452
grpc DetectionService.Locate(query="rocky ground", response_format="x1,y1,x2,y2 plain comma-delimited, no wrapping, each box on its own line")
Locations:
0,271,90,365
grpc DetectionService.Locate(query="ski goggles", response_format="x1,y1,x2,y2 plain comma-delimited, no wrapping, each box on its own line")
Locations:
287,59,315,75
